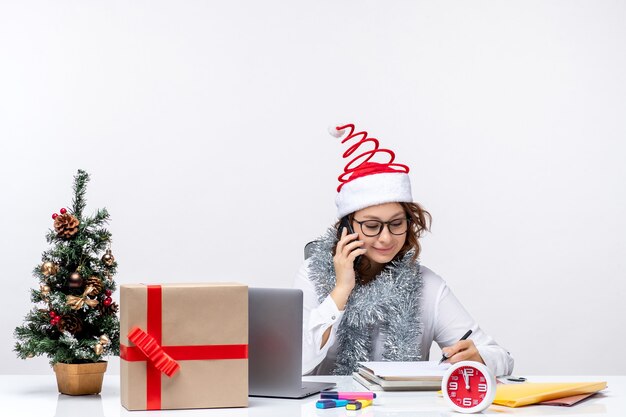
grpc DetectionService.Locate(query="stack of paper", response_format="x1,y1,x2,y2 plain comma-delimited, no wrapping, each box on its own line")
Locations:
354,361,450,391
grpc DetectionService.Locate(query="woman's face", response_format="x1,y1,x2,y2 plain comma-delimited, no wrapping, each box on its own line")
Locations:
352,202,408,266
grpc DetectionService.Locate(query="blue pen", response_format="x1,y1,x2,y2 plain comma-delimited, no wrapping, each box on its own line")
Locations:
316,399,349,409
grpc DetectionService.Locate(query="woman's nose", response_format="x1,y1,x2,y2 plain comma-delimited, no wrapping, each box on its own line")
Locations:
377,225,392,242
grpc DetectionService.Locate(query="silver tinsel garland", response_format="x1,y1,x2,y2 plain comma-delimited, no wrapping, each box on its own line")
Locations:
307,228,424,375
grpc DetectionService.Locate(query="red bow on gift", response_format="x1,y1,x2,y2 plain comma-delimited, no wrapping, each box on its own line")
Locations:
127,326,180,377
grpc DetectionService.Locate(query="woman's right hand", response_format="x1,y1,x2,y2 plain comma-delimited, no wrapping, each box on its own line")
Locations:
330,227,366,310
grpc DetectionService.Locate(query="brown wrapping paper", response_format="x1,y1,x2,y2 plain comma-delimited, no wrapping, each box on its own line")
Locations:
120,283,248,410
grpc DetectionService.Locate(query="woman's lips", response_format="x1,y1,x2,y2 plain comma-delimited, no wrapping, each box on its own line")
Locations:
372,246,394,254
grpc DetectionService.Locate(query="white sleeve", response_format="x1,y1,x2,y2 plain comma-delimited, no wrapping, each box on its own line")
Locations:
293,260,344,375
433,282,514,377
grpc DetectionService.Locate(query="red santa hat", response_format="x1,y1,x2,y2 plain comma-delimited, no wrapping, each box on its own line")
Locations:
329,123,413,218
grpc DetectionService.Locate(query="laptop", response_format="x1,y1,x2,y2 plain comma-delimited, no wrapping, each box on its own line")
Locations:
248,287,336,398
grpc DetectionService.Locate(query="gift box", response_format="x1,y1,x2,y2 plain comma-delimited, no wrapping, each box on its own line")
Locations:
120,283,248,410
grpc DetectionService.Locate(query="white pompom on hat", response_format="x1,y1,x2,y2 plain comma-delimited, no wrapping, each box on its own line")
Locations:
330,123,413,218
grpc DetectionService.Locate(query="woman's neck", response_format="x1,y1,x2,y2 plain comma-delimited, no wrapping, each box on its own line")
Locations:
359,258,385,284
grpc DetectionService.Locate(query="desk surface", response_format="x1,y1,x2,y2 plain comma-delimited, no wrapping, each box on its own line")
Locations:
0,375,622,417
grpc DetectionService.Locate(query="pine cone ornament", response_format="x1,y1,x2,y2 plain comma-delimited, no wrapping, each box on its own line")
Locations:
84,276,103,295
58,314,83,334
54,213,80,239
98,301,119,316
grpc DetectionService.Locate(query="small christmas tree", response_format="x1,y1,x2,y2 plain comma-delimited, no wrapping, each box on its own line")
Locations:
14,170,120,365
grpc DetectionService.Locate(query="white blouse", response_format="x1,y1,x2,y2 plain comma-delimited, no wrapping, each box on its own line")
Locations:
293,259,514,377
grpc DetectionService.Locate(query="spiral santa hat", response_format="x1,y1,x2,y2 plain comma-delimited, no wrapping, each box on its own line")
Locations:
330,123,413,218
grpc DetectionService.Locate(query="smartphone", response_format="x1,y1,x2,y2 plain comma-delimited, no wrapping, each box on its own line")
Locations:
338,216,362,270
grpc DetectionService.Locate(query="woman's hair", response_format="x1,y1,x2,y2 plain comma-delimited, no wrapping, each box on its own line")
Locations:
333,202,432,278
396,202,432,261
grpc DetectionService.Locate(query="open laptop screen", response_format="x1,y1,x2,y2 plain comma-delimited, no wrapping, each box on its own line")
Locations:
248,287,334,398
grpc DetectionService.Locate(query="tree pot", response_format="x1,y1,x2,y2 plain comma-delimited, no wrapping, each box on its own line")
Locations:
53,361,107,395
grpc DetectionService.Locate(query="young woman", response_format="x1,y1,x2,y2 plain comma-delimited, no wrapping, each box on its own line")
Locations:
294,123,514,376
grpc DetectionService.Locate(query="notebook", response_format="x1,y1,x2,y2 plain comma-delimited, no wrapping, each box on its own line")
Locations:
248,287,335,398
355,361,450,391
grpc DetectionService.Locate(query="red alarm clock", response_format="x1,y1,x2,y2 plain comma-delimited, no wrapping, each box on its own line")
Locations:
442,361,496,413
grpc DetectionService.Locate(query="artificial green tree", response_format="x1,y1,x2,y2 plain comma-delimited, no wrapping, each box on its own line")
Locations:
14,170,120,364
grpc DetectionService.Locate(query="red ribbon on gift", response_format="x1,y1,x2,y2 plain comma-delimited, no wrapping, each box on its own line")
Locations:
120,285,248,410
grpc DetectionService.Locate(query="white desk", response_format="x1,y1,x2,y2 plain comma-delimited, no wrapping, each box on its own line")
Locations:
0,375,622,417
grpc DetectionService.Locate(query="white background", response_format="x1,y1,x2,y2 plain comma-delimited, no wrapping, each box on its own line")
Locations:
1,1,625,376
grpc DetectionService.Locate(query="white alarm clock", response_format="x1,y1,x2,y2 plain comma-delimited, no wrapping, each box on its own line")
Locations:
442,361,497,413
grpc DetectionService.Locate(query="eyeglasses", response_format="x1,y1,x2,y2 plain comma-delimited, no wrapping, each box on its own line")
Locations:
352,217,411,237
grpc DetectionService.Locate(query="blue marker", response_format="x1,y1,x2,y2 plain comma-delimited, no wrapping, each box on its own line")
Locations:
316,399,349,409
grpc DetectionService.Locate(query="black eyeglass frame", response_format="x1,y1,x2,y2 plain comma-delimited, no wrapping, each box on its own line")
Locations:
351,217,412,237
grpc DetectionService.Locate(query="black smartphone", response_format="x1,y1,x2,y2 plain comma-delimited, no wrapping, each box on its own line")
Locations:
338,216,362,270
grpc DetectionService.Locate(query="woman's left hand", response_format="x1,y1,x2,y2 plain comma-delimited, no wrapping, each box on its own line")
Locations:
442,340,485,365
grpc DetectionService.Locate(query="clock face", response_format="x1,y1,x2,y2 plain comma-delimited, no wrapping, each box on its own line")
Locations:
443,361,496,413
